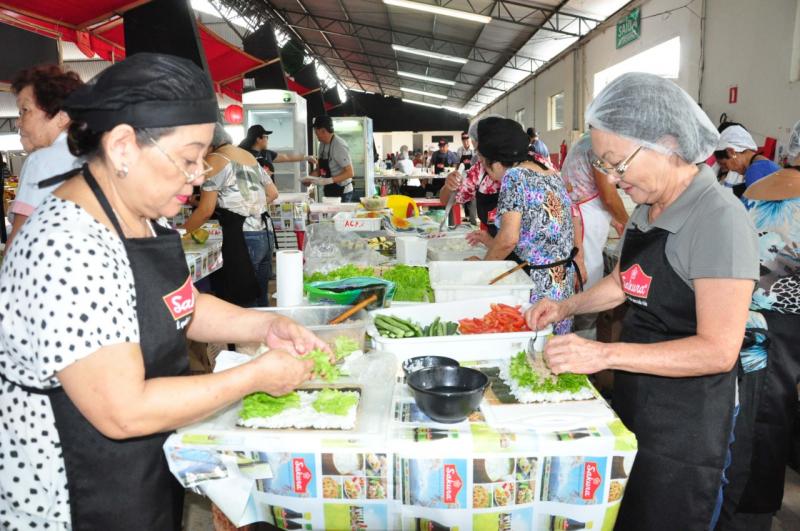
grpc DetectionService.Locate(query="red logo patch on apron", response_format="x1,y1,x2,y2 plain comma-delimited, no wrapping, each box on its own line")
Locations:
162,275,195,320
443,464,463,503
621,263,653,299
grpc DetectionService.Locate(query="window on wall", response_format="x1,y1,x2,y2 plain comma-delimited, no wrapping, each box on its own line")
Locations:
514,108,526,127
548,92,565,131
593,36,681,97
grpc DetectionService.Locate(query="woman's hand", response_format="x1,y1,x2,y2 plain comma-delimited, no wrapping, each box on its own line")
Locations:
612,219,625,237
444,171,462,192
466,230,491,247
306,155,317,165
262,315,331,357
525,298,569,330
253,349,314,395
543,334,610,375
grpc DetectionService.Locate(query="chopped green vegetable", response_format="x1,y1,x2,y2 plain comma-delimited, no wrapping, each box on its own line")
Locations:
312,388,360,416
240,392,300,420
380,265,433,302
308,348,341,381
304,265,376,283
509,351,590,393
333,336,360,360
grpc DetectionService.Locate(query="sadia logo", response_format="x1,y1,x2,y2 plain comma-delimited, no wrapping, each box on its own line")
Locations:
162,276,195,320
620,263,653,299
582,461,602,500
443,464,463,504
292,458,313,494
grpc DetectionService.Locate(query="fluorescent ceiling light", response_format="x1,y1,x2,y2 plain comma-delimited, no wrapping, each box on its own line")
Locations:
383,0,491,24
401,87,447,99
397,71,456,86
392,44,468,64
443,106,471,115
403,99,441,109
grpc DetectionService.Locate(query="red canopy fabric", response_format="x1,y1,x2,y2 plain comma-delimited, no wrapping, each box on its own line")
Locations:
0,0,148,28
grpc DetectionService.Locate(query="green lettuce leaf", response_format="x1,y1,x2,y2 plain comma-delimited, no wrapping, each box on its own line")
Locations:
509,351,590,393
240,392,300,419
312,388,360,416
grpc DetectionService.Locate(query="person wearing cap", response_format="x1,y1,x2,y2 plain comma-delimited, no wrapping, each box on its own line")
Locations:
0,53,328,530
715,124,780,196
525,73,759,531
427,138,459,194
238,123,315,176
466,117,580,334
441,116,502,235
560,133,629,289
303,115,355,201
455,131,474,170
715,120,800,530
183,123,279,307
6,64,83,249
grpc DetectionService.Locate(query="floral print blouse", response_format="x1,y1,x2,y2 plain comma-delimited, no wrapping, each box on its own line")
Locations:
739,195,800,372
496,166,575,334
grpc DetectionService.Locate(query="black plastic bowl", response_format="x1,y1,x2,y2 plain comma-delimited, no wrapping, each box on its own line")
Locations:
402,355,460,376
407,366,489,423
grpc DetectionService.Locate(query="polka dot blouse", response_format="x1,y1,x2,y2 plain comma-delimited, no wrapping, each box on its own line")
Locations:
0,195,139,530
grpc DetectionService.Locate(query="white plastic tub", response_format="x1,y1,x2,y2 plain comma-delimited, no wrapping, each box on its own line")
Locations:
368,296,552,360
428,260,533,302
427,234,486,261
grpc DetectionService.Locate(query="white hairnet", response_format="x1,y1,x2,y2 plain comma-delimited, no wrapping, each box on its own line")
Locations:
788,120,800,160
716,125,757,153
586,72,719,164
561,133,593,184
468,113,503,143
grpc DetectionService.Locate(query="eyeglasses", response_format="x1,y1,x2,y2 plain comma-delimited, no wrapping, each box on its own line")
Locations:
147,134,214,183
592,146,643,177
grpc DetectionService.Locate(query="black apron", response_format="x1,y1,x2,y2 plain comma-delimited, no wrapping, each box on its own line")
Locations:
614,225,735,531
319,137,343,198
459,152,473,172
26,164,192,530
474,169,498,237
735,311,800,513
429,152,449,194
213,207,263,306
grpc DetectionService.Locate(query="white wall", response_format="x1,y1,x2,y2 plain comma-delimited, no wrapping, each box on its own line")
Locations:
478,0,799,160
700,0,800,156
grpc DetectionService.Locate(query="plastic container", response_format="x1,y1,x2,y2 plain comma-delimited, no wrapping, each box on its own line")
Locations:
333,211,383,232
238,305,370,353
429,260,533,302
396,236,428,266
427,234,486,261
368,296,552,360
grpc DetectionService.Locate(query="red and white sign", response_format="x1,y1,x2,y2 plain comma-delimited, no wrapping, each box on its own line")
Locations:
729,86,738,104
582,461,602,500
443,464,463,504
621,263,653,299
292,458,313,494
162,275,195,321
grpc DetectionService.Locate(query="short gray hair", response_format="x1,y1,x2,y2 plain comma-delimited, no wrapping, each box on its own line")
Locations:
211,122,233,148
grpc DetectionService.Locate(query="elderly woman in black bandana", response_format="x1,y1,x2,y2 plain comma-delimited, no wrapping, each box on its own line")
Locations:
0,53,329,531
467,117,579,334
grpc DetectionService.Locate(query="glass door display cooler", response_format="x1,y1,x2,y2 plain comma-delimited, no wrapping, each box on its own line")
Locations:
322,116,375,199
242,90,309,192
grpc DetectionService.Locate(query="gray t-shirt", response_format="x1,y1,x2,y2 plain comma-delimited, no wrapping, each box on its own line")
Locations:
620,165,759,288
318,134,353,192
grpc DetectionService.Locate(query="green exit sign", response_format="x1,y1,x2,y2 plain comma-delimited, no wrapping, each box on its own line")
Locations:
616,7,641,49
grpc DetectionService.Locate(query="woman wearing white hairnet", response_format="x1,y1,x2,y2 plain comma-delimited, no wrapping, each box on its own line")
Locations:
714,124,780,195
525,72,759,531
715,120,800,530
560,133,629,288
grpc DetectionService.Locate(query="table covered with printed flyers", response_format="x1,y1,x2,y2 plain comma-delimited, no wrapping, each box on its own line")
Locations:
164,350,637,530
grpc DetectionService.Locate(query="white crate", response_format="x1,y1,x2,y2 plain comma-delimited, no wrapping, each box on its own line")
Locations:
333,211,383,232
427,235,486,261
429,260,533,302
369,296,551,360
